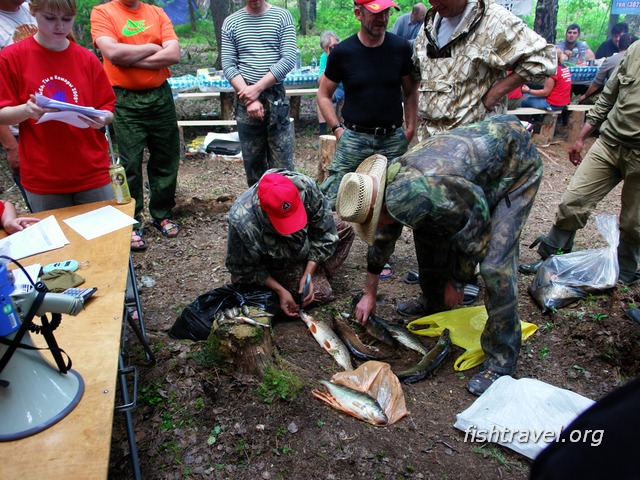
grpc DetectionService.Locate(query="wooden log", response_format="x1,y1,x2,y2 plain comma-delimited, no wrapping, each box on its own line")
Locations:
206,310,274,378
220,91,235,120
538,113,559,144
317,134,336,183
289,95,301,121
567,109,586,144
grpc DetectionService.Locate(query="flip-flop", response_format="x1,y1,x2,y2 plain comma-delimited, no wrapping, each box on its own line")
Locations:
152,218,180,238
403,268,419,284
379,263,393,279
462,284,480,305
131,229,148,252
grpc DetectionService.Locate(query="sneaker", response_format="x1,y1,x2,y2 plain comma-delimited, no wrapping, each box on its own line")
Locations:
467,369,502,396
462,284,480,305
518,259,543,274
397,296,429,316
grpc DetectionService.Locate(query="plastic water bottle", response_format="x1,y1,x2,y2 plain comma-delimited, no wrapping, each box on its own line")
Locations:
311,56,318,70
572,47,579,62
295,47,302,70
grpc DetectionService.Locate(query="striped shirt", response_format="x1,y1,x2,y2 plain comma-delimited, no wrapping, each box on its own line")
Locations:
221,5,297,86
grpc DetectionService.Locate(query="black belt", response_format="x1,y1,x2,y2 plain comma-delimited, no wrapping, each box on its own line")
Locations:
344,122,399,136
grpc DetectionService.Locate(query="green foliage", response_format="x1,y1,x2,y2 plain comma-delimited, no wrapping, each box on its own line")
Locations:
73,0,101,48
256,365,304,403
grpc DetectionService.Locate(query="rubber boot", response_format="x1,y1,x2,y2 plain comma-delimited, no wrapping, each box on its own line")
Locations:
617,239,640,284
519,226,575,274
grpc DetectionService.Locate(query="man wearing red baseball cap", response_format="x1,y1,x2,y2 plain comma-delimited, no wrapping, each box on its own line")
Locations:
226,169,354,317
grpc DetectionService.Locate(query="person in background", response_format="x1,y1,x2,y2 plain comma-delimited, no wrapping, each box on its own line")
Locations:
556,23,595,64
0,0,38,211
506,71,522,110
0,0,115,214
595,22,628,59
412,0,556,141
226,170,354,317
0,199,38,233
391,2,427,43
317,0,417,209
519,40,640,284
579,33,638,105
341,115,542,396
316,31,344,136
221,0,297,187
91,0,182,251
521,50,571,111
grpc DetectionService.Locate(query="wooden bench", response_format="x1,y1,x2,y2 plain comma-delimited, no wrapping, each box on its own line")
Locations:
507,107,562,144
565,104,594,143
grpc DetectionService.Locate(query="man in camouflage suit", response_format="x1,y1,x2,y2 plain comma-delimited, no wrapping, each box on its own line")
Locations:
412,0,556,140
226,169,354,317
351,115,542,395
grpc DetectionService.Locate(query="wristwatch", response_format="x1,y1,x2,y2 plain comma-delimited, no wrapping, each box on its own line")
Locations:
331,124,343,134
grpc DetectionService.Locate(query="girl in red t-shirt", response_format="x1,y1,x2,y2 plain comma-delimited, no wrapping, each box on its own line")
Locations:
521,50,572,111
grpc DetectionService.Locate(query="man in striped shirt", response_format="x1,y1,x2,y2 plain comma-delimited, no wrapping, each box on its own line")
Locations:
221,0,297,186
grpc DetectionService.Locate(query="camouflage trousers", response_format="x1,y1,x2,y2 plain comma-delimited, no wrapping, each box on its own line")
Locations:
269,213,354,304
320,127,408,209
235,84,294,186
414,165,542,375
113,82,180,224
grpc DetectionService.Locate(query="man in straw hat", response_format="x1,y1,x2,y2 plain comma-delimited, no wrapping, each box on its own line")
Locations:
226,169,354,317
338,115,542,395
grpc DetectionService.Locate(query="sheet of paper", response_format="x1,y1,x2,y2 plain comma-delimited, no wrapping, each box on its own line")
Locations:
0,215,68,261
9,263,41,287
63,205,136,240
36,111,96,128
203,131,240,148
35,93,111,118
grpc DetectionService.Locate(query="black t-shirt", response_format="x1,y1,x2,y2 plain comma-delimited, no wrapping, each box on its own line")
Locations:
324,32,412,128
595,38,618,58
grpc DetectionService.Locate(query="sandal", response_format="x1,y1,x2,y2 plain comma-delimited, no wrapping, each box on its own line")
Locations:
403,268,419,285
152,218,180,238
379,263,393,279
131,229,148,252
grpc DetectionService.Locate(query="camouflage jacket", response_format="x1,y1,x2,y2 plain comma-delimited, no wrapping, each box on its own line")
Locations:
226,169,338,285
586,40,640,150
368,115,542,281
412,0,556,138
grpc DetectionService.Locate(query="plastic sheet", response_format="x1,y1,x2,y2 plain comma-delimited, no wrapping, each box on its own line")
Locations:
529,214,619,313
169,284,278,341
407,306,538,371
454,376,594,459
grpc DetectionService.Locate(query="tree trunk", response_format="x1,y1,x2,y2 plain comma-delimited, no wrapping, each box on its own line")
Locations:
317,135,336,183
189,0,197,32
533,0,558,44
210,0,231,70
309,0,317,23
298,0,308,35
606,14,620,38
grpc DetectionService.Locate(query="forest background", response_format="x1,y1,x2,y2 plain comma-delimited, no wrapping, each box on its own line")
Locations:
70,0,639,77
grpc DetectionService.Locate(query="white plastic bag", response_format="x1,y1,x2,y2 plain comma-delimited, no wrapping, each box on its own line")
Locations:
529,214,619,313
454,376,594,459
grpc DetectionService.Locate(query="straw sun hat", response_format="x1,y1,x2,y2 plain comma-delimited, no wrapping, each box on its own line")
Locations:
336,154,388,245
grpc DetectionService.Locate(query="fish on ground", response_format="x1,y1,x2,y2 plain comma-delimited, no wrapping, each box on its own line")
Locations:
332,315,385,361
368,314,430,356
300,311,354,371
396,328,451,384
311,380,388,426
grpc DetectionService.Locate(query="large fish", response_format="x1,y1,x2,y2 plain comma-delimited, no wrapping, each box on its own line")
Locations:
300,311,354,371
311,380,388,426
396,329,451,384
331,315,385,361
369,314,430,356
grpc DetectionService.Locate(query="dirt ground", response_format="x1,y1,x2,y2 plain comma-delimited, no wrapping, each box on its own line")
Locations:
4,98,639,480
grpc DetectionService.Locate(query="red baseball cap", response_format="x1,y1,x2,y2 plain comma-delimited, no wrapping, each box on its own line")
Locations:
258,173,307,235
355,0,400,13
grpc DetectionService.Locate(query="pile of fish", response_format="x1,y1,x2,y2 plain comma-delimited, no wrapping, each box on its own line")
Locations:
213,305,273,328
299,309,451,384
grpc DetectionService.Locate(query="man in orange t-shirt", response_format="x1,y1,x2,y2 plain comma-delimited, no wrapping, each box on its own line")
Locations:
91,0,181,251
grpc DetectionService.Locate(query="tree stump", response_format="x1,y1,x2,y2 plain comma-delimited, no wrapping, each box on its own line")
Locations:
317,134,336,183
220,92,235,120
205,309,274,378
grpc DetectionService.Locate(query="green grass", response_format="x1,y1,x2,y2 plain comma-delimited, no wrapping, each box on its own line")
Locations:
256,365,304,404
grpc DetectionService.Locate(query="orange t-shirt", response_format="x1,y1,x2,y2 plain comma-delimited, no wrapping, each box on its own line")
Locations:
90,1,178,90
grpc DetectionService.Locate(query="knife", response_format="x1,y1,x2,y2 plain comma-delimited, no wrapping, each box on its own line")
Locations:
299,273,311,309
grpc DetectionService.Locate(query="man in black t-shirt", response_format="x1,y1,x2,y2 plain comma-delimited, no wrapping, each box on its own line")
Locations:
317,0,417,210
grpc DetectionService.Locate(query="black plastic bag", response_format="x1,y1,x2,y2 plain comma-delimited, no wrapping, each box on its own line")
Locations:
169,283,278,341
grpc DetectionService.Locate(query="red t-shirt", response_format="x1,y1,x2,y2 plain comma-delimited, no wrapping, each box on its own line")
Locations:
547,65,572,107
0,38,115,194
